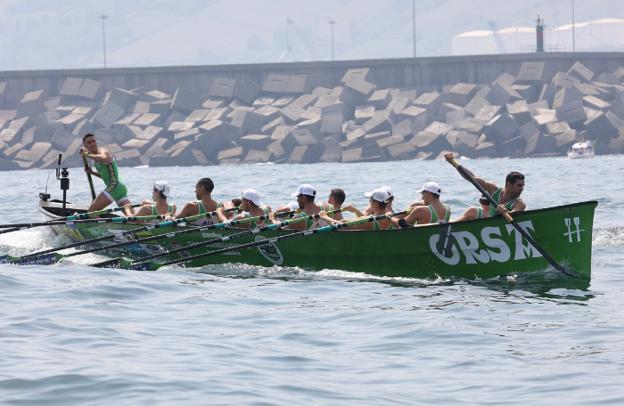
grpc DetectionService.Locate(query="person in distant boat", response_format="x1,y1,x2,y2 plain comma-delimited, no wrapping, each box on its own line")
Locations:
80,133,131,211
444,152,526,216
321,188,362,220
172,177,223,225
217,189,271,228
124,181,176,218
279,184,324,230
389,181,450,227
454,195,490,222
321,188,394,231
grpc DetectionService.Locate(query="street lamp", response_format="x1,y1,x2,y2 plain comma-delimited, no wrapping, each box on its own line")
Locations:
328,20,336,60
571,0,576,52
412,0,416,57
99,14,108,67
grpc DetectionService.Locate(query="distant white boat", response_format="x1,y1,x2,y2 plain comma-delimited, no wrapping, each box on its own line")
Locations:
567,141,595,159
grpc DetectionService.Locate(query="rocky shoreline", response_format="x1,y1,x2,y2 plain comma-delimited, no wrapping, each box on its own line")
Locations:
1,58,623,171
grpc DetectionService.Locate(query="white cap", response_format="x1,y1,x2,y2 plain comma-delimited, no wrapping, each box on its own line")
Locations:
242,188,263,207
418,181,441,196
364,188,392,203
291,184,316,197
286,201,299,211
153,181,172,198
379,185,393,197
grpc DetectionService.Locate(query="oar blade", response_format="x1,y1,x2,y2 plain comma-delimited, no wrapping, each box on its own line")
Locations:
11,253,61,266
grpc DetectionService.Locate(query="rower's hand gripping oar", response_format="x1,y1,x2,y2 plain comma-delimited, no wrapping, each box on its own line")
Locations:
445,155,576,277
1,208,239,265
129,211,407,272
105,209,341,269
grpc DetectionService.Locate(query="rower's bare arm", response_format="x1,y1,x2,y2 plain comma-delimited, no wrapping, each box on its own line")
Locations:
455,207,477,222
511,199,526,212
85,148,113,164
175,202,197,219
123,203,135,217
216,206,228,223
342,204,363,217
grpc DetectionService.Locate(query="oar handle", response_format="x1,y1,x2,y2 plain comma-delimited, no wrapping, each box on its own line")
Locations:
82,154,97,200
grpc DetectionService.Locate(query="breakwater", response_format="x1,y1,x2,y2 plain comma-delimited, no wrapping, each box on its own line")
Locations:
1,52,623,170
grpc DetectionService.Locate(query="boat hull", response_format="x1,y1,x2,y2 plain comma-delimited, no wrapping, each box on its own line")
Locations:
39,200,597,281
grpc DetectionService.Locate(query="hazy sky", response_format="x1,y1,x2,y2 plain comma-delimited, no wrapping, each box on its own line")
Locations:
0,0,621,71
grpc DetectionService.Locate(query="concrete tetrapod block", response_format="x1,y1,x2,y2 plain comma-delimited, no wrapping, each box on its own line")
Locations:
362,110,392,134
93,101,125,128
498,134,527,157
149,100,171,116
472,141,497,158
344,79,376,101
230,109,269,134
218,146,244,162
262,74,290,93
321,114,343,134
234,77,261,105
14,141,51,163
17,89,45,118
197,120,240,155
567,61,594,82
456,117,485,135
267,140,286,161
50,127,75,151
608,135,624,154
555,100,587,128
286,75,307,94
185,109,210,122
506,100,531,125
261,116,285,134
584,111,623,142
483,113,520,144
486,82,521,106
409,131,452,153
475,105,502,122
446,130,478,157
573,83,600,97
367,89,391,109
319,136,342,163
341,68,371,84
238,134,271,150
59,78,83,97
516,61,545,84
555,130,577,150
447,83,477,106
414,92,442,114
243,149,272,163
78,79,103,100
511,84,538,103
544,121,571,136
143,90,171,102
494,72,516,87
551,71,580,88
208,78,236,99
109,88,139,110
354,105,375,125
133,113,162,127
168,87,201,115
287,144,324,164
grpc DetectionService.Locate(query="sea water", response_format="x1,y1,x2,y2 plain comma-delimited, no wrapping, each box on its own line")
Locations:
1,156,623,405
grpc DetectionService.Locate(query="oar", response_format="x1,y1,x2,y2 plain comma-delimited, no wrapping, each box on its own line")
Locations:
0,204,143,233
128,211,406,271
90,210,299,268
82,154,96,200
445,156,576,277
60,212,277,266
105,209,341,269
0,208,238,265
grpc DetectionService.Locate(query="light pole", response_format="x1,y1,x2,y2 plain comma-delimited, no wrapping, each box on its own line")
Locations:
412,0,416,57
329,20,336,60
99,14,108,67
571,0,575,52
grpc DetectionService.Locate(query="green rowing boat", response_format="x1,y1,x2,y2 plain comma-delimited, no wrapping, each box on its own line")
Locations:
37,198,597,281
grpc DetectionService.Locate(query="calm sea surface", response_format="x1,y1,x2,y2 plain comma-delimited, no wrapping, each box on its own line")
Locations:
1,156,623,405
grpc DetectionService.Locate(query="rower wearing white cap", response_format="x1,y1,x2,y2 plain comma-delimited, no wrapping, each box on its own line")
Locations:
364,185,395,215
217,189,271,228
281,184,324,230
389,181,451,227
124,180,176,218
320,188,393,231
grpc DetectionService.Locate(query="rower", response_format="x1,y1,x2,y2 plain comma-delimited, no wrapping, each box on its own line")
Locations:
444,152,526,216
124,181,176,218
80,133,131,211
454,195,490,222
321,188,361,220
281,184,323,230
173,178,223,225
389,181,450,228
321,188,393,231
364,185,394,215
217,189,271,228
